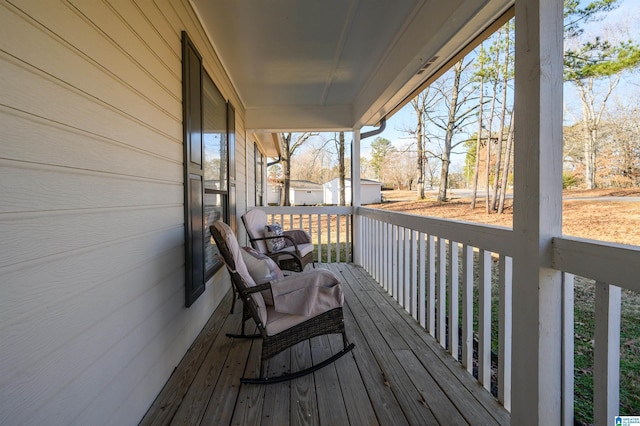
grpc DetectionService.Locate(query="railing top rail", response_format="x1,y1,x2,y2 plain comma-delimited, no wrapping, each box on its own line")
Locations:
254,206,640,294
552,236,640,293
260,206,354,215
358,207,514,256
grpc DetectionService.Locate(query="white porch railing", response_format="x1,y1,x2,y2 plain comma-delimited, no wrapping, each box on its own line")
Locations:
254,205,640,424
261,206,353,263
359,207,515,410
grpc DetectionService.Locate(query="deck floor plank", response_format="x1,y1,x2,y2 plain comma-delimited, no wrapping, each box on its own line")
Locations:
310,336,350,426
259,350,291,426
326,333,380,425
170,310,244,425
140,292,233,426
362,267,510,425
141,263,510,426
200,332,253,425
335,263,439,425
289,342,319,426
229,336,264,426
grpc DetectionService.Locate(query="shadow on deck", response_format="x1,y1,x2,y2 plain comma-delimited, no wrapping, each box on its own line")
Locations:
141,263,509,425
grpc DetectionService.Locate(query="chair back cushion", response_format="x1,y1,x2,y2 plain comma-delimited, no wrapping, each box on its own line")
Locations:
242,209,269,253
240,247,284,305
211,221,267,325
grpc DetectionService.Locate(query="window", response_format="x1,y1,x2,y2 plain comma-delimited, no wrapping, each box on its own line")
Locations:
255,143,264,206
202,73,228,278
182,31,233,307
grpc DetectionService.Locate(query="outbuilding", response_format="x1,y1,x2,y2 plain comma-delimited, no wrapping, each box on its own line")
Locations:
323,178,382,205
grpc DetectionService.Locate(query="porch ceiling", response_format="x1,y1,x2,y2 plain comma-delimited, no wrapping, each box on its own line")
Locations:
192,0,512,134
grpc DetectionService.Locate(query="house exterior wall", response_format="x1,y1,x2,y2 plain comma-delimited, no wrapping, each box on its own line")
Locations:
0,1,247,424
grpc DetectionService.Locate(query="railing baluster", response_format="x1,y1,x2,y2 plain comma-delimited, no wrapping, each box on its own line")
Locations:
384,222,390,293
337,214,342,263
317,214,322,262
393,225,399,302
364,216,369,270
562,272,574,426
411,230,418,320
427,234,436,336
499,254,512,411
346,214,351,262
327,215,332,263
307,214,312,243
462,244,474,373
594,281,621,426
398,227,404,307
479,249,492,391
418,232,426,328
438,237,446,348
378,220,384,284
448,241,459,360
404,227,411,312
371,218,376,281
373,221,382,283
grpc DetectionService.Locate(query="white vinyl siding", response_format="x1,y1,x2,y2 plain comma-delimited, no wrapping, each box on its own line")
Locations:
0,1,246,424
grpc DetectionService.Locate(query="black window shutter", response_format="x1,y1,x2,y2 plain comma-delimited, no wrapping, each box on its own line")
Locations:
182,31,205,307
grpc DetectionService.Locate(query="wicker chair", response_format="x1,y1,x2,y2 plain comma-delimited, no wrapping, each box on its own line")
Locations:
241,208,314,272
210,220,354,384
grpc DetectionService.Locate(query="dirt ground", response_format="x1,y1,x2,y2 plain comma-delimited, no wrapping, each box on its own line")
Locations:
369,188,640,247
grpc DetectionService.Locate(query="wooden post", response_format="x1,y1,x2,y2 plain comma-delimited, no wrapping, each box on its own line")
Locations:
352,129,362,265
512,0,564,424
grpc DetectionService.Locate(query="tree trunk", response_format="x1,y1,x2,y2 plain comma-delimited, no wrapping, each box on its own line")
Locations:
413,99,426,200
484,28,501,213
575,76,620,189
471,58,485,209
491,27,510,211
437,61,463,202
497,111,514,214
280,133,291,206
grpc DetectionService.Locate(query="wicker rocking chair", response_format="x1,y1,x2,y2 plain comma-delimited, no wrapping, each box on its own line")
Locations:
210,220,354,384
241,208,314,272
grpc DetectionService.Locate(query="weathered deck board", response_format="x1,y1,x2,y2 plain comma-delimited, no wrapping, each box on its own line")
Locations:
360,269,510,425
141,264,510,425
139,292,233,426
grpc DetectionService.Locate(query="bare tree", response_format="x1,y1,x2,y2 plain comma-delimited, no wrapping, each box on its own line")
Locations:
564,1,640,188
483,28,502,213
491,23,513,211
408,89,442,199
424,59,478,202
471,43,488,209
279,132,317,206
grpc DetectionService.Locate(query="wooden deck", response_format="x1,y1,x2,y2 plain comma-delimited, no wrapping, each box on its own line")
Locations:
141,263,510,425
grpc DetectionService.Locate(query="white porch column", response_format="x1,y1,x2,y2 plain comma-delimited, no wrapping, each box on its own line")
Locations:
512,0,564,424
352,128,362,265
